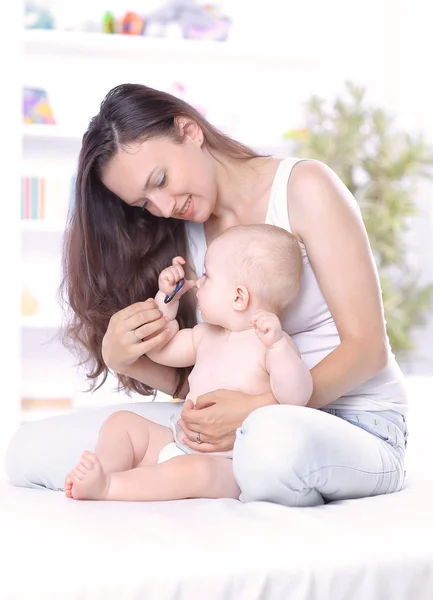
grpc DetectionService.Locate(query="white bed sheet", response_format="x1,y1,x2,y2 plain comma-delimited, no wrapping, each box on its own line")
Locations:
2,378,433,600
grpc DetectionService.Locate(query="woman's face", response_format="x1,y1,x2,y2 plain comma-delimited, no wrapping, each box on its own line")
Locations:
100,123,217,223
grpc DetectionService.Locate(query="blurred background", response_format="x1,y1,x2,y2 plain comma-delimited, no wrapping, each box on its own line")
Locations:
1,0,432,451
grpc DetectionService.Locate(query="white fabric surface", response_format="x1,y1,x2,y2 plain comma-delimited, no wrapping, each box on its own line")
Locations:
2,377,433,600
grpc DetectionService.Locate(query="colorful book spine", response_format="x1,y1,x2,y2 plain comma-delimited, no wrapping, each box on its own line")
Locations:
21,176,46,219
21,174,76,221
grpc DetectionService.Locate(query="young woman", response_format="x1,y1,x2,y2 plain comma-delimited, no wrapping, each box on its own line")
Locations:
5,83,408,506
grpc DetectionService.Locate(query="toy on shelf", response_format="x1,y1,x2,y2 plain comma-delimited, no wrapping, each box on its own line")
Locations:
102,10,145,35
103,11,116,33
184,3,231,40
144,0,231,40
21,287,39,317
24,1,54,29
122,12,145,35
23,87,56,125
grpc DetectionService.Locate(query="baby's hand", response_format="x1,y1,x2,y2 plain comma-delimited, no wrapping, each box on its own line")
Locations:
158,257,196,298
251,309,283,348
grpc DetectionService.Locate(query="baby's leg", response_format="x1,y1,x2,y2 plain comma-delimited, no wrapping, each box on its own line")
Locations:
68,450,239,502
100,454,240,502
93,409,173,471
64,410,173,500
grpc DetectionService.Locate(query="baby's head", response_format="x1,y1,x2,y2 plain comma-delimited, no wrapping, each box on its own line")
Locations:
196,224,303,329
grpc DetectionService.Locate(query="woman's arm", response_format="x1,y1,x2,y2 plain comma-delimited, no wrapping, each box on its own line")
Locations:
102,298,187,396
122,354,188,397
288,160,389,409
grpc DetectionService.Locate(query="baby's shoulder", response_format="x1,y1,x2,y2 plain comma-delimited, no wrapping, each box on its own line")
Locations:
192,322,220,347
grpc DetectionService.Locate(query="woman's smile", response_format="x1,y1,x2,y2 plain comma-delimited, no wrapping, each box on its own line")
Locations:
176,195,194,219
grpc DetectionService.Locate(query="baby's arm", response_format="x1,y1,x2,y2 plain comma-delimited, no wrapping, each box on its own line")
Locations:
252,310,313,406
147,257,198,368
147,327,196,367
266,334,313,405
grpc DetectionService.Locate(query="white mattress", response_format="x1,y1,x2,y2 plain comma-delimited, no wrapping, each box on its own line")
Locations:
2,377,433,600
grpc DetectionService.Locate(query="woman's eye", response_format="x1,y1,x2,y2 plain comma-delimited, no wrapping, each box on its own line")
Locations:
157,172,167,187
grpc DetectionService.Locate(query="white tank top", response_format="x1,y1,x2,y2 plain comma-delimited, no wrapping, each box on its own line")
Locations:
185,157,408,414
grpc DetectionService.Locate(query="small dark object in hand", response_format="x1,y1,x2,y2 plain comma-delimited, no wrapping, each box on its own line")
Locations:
164,278,185,304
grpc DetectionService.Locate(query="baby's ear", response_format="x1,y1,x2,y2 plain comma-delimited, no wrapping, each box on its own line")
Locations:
232,285,250,312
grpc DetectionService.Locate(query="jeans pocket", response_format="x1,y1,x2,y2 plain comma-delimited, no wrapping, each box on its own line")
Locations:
342,413,399,448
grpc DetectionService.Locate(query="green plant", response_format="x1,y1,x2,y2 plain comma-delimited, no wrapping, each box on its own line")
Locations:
284,81,433,356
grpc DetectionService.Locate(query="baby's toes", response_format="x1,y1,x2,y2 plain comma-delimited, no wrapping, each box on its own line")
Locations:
82,451,100,469
71,468,84,482
74,463,89,476
64,476,73,498
79,457,94,471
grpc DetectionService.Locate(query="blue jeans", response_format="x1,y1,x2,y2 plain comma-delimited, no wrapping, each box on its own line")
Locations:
233,405,407,506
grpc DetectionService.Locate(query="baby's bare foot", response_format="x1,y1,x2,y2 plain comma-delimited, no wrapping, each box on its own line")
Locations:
68,451,110,500
64,475,73,498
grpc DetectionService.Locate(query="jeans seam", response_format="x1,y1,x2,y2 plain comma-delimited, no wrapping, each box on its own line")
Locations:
301,464,401,480
373,446,386,496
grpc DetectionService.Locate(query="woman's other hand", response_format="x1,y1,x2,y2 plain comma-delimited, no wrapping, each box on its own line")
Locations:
102,298,171,374
178,390,277,452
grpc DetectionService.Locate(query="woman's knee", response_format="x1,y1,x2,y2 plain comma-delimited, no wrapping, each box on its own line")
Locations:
4,404,165,490
235,404,320,460
4,422,49,488
4,408,121,490
232,405,323,503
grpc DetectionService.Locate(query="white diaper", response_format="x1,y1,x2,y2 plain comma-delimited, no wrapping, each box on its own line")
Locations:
157,442,187,464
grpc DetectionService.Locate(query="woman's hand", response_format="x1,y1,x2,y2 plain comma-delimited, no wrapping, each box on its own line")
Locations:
178,390,277,453
102,298,171,374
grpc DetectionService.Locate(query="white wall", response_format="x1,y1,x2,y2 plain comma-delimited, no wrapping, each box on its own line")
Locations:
1,1,23,460
389,0,433,373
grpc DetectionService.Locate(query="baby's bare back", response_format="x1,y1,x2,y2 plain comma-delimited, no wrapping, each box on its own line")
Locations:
188,326,271,403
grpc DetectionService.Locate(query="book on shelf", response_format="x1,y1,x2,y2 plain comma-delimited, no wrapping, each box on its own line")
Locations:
21,174,76,222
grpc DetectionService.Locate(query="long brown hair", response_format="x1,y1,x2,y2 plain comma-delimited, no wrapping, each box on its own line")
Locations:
59,83,264,397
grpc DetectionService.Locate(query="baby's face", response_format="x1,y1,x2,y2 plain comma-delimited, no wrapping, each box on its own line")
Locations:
196,240,236,326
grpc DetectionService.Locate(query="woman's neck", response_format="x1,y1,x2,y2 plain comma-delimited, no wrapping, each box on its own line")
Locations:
211,154,276,227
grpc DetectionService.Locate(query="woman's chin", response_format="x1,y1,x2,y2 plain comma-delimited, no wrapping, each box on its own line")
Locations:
190,206,213,225
189,213,207,224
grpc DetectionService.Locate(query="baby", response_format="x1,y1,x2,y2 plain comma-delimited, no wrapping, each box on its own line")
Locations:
65,224,313,502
